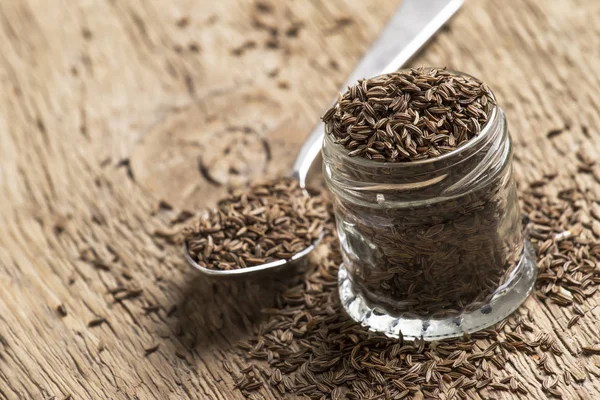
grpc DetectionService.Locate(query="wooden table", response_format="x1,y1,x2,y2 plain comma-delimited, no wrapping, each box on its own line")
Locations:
1,0,600,398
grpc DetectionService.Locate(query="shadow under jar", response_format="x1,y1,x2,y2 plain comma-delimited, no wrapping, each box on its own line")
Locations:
323,102,537,340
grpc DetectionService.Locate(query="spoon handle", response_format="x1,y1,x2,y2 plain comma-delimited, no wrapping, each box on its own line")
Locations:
292,0,464,187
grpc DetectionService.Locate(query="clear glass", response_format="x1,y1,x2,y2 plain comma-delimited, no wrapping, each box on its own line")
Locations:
323,103,537,340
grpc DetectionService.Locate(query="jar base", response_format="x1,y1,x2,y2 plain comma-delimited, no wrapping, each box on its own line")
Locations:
338,239,538,340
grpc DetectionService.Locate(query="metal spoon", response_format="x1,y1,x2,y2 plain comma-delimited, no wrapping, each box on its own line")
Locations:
185,0,464,277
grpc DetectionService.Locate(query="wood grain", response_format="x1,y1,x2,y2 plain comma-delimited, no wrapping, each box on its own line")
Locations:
1,0,600,398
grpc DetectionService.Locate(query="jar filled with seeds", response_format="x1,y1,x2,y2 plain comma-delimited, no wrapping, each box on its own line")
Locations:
322,67,537,339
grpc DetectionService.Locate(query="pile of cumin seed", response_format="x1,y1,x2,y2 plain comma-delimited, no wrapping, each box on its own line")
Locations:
322,67,495,162
228,180,600,399
183,178,327,270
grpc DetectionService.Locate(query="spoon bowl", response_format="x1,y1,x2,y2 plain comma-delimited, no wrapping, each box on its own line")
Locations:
184,234,323,279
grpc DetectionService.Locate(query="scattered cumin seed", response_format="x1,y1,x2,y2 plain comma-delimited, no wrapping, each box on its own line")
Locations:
546,128,563,138
107,286,127,295
167,304,178,317
490,382,510,391
114,288,143,301
582,345,600,355
144,344,160,355
176,17,189,28
567,315,580,329
56,304,67,317
255,1,272,13
158,199,174,210
223,360,233,374
88,317,107,327
143,305,161,314
92,260,110,271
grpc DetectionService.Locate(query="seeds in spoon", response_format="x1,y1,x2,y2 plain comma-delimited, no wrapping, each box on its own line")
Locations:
183,178,328,270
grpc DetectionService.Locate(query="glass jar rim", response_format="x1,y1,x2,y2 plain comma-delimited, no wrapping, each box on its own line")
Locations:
323,68,499,169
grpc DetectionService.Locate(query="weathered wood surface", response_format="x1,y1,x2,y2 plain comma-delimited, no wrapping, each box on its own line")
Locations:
1,0,600,398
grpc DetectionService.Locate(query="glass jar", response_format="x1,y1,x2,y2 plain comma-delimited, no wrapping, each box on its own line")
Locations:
323,97,537,340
